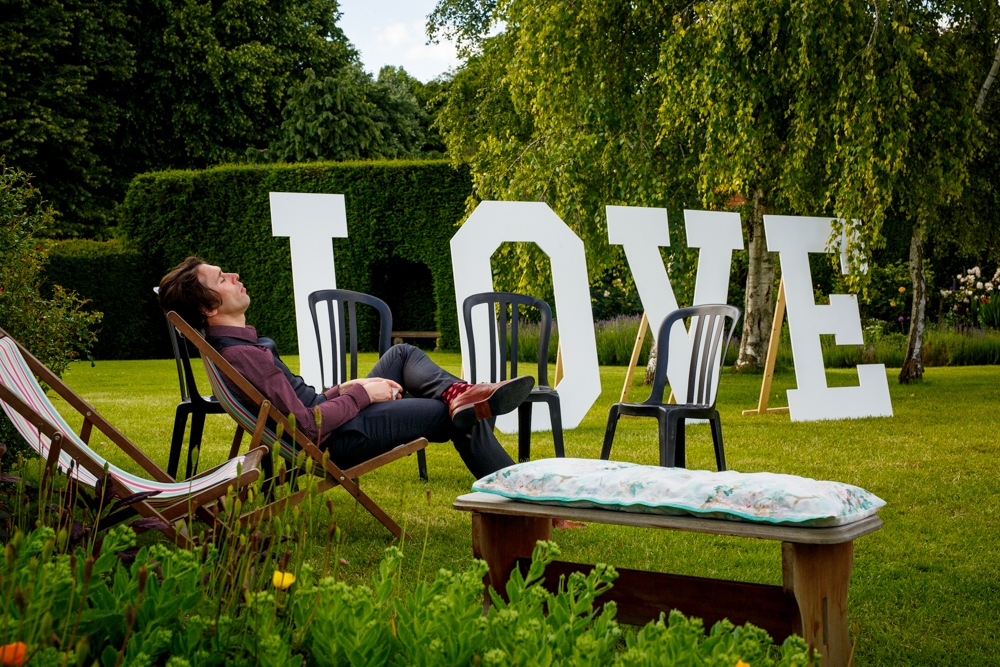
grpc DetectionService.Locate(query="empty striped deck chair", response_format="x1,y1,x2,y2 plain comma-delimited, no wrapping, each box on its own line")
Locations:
0,328,269,547
166,311,427,539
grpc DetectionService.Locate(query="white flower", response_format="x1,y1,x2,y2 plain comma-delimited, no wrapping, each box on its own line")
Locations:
987,283,995,292
966,289,974,295
603,290,610,297
968,269,976,275
974,266,982,277
977,282,984,290
957,273,963,279
940,289,950,297
963,298,970,304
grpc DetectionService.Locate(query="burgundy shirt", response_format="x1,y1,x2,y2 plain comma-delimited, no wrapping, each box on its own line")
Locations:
205,325,370,442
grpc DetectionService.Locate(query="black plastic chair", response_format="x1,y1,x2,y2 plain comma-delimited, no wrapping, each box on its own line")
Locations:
308,289,428,481
462,292,564,462
153,287,227,480
601,304,741,470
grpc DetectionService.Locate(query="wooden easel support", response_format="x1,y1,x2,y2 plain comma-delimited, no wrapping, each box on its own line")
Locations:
619,313,648,403
743,278,790,416
619,313,675,405
554,339,564,386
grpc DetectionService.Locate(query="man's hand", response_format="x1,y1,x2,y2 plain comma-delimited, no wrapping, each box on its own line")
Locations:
341,377,403,398
363,380,398,403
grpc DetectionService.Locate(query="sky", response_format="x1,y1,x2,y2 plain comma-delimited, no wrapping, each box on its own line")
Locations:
336,0,462,83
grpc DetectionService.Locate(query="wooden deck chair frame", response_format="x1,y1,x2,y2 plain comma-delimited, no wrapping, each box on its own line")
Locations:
166,312,427,540
0,327,270,548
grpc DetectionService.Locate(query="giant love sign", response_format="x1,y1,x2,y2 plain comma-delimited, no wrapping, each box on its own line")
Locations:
270,194,893,429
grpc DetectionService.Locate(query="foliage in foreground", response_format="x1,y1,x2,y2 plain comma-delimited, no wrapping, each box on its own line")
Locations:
0,530,817,667
0,164,101,458
0,434,816,666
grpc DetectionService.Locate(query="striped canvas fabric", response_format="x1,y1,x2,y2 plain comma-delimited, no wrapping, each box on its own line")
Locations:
0,337,248,502
201,357,299,461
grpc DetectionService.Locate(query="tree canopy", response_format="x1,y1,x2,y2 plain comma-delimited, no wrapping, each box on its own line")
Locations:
0,0,358,236
432,0,999,368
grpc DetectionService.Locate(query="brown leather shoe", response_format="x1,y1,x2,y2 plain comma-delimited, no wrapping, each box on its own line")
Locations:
449,376,535,429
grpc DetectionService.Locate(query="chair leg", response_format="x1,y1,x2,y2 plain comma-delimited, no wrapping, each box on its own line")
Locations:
186,412,207,479
548,396,564,458
674,417,686,468
657,412,671,467
168,405,191,479
709,410,726,471
518,403,533,462
417,449,428,482
601,404,621,460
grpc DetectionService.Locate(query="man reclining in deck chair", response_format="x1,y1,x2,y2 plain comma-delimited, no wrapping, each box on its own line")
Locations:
158,257,532,479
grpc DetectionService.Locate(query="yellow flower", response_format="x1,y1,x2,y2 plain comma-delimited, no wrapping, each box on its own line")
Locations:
0,642,26,667
272,570,296,590
890,300,896,307
898,286,906,293
735,661,750,667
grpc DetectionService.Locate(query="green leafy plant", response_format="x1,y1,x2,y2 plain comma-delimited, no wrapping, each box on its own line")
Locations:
0,163,101,458
1,522,818,667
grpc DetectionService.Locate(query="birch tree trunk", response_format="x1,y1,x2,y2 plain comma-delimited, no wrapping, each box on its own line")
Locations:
734,189,777,371
644,344,657,384
899,211,928,384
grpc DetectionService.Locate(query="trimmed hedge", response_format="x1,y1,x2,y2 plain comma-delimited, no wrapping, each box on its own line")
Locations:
119,160,471,354
43,239,172,360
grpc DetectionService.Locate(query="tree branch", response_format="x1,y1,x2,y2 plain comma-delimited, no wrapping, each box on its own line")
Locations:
974,39,1000,114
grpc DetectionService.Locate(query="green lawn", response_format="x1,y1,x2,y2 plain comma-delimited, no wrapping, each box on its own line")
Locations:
48,355,1000,666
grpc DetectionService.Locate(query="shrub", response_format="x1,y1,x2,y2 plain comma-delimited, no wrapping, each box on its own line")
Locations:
43,239,172,360
0,526,817,667
118,160,470,354
939,266,1000,328
0,163,101,458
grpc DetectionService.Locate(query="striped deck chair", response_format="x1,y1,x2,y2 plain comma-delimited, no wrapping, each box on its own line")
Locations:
0,328,269,548
166,312,427,539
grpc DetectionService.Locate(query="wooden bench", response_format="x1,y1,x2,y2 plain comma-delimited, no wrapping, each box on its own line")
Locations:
391,331,440,349
454,492,882,667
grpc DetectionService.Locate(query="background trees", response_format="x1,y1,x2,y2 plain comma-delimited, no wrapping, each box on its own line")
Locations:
895,1,999,382
0,0,445,237
0,0,133,236
254,64,430,163
431,0,907,365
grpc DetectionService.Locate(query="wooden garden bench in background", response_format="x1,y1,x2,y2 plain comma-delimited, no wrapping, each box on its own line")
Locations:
454,492,882,667
392,330,441,349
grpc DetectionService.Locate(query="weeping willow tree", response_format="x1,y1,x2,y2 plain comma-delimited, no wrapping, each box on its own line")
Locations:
433,0,993,373
433,0,695,300
893,2,998,383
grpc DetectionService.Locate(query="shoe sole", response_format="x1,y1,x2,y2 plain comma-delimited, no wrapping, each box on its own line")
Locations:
452,376,535,429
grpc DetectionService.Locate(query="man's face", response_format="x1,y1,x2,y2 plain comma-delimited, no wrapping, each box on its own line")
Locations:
196,263,250,320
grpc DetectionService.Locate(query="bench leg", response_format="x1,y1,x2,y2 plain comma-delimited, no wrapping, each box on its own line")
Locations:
783,541,855,667
471,512,552,599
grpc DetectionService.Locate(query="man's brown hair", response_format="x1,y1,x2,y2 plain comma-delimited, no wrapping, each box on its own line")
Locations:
158,257,221,330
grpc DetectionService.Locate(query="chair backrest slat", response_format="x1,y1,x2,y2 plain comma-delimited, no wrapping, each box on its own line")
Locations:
308,290,392,390
646,304,741,408
462,292,553,386
510,302,519,379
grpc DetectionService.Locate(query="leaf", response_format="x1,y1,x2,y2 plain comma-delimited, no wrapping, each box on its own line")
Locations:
93,474,116,507
107,490,161,515
129,516,170,534
114,546,140,565
70,520,88,542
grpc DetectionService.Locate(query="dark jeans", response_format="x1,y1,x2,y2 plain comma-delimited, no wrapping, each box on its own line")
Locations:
321,344,516,479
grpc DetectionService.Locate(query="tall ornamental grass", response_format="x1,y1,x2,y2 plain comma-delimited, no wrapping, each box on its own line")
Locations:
508,315,1000,371
508,315,653,367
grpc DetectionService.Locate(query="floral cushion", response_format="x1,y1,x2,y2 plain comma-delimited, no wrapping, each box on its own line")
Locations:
472,458,885,527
